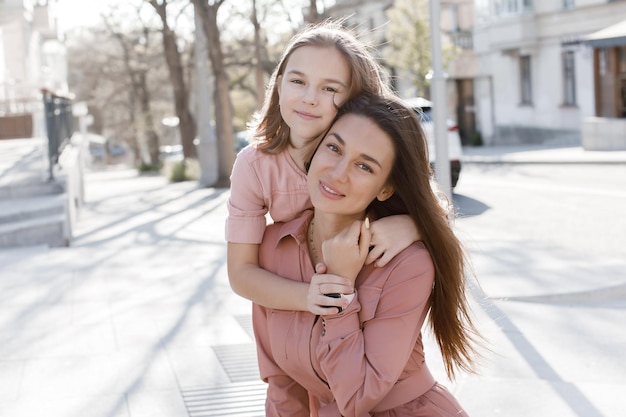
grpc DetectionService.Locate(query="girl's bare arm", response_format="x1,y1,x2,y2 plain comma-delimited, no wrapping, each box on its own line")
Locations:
228,242,352,313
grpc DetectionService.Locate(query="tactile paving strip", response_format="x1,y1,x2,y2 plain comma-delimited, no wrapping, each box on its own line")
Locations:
181,315,266,416
211,343,260,382
182,380,266,417
234,314,255,339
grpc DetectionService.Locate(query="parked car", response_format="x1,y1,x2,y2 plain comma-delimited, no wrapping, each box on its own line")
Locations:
403,97,462,188
159,144,183,161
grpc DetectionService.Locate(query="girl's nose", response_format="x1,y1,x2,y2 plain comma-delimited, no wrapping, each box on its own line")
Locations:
302,87,318,105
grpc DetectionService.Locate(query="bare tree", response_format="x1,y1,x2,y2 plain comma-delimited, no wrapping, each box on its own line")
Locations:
147,0,198,159
191,0,236,185
103,14,162,166
251,0,265,109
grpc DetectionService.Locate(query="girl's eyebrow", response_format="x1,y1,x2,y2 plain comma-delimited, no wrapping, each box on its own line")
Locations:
329,133,382,169
286,69,348,88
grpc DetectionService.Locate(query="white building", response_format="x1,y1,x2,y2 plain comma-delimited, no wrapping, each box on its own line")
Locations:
473,0,626,147
0,0,67,139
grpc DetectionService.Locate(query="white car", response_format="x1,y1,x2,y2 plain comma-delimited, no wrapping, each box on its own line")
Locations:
403,97,462,188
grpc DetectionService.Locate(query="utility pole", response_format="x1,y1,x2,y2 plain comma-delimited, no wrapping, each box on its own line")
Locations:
194,9,218,187
429,0,451,198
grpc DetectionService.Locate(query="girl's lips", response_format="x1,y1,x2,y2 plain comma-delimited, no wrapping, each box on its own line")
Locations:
319,181,344,199
295,110,318,120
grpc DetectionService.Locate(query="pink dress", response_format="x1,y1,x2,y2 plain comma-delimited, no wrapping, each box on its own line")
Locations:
226,144,311,244
254,210,469,417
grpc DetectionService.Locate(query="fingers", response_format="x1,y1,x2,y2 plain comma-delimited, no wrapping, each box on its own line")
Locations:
307,272,353,315
309,293,349,315
374,251,394,267
359,218,372,255
315,263,327,274
316,281,353,296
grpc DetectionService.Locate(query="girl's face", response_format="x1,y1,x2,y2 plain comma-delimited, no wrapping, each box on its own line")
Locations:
307,113,395,218
277,45,351,149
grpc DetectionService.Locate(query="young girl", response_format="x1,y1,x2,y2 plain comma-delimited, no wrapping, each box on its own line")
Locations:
253,94,480,416
226,21,420,314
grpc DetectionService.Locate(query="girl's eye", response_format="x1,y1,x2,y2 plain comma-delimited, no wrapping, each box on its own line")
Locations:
323,86,338,93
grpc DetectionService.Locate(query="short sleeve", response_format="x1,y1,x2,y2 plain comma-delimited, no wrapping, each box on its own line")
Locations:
225,146,269,244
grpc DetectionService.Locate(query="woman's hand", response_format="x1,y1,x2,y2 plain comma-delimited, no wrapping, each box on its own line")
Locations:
321,220,371,283
307,263,354,315
366,215,420,267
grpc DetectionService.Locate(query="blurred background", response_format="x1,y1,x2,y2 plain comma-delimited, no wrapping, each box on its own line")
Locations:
1,3,626,416
2,0,624,185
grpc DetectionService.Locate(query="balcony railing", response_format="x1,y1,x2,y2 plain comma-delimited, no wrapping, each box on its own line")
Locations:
449,31,474,49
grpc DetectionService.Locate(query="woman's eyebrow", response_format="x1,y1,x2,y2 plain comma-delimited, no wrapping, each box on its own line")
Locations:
329,132,382,169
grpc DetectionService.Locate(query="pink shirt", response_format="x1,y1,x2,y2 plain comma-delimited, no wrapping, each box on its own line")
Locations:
226,145,311,244
253,211,467,417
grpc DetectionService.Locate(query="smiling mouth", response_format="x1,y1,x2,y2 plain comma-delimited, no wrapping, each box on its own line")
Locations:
321,181,343,197
296,110,318,120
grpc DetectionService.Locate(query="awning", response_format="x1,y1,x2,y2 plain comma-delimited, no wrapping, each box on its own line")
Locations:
582,19,626,48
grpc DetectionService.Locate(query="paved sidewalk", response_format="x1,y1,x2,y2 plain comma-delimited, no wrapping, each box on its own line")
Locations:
462,144,626,164
0,152,625,416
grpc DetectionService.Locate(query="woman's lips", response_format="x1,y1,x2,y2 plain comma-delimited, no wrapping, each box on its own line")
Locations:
319,181,344,199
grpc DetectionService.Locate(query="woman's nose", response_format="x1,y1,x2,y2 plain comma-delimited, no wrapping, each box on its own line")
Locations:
329,159,349,182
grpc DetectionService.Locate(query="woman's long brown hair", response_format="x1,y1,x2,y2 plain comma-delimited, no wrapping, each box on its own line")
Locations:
338,95,482,380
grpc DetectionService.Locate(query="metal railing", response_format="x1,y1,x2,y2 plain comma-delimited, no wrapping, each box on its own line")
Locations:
42,89,74,181
449,30,474,50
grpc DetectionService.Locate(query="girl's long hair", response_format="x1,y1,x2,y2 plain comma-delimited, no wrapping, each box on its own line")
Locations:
338,94,482,380
252,20,392,156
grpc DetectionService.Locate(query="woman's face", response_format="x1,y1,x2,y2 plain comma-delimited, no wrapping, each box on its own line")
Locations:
277,45,351,149
307,113,395,217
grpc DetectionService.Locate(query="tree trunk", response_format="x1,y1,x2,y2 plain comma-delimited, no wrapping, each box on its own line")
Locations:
252,0,265,109
137,71,160,166
308,0,319,23
108,26,160,167
193,0,235,185
149,0,197,159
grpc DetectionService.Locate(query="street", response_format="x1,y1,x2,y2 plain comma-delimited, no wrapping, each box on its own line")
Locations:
444,163,626,416
453,163,626,261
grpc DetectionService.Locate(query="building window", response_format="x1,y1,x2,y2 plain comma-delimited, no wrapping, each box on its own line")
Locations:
523,0,533,12
520,55,533,105
563,0,575,9
495,0,533,15
562,51,577,106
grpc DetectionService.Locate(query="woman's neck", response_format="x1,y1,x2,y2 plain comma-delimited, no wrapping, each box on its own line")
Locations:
310,212,364,241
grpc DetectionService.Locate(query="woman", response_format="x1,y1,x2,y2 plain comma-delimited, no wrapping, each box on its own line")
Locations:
253,94,481,416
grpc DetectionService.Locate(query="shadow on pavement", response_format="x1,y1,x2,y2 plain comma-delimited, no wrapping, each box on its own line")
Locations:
453,193,490,218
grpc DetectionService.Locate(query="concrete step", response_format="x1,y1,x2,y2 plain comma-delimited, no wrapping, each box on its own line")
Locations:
0,213,67,248
0,194,66,224
0,193,68,249
0,179,64,199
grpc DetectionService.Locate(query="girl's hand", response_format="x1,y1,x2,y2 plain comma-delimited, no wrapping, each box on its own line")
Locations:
321,220,371,283
366,215,420,267
307,264,353,315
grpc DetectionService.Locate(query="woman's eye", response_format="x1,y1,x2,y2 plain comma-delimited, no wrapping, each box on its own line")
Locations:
357,163,373,173
290,79,304,85
326,143,339,153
